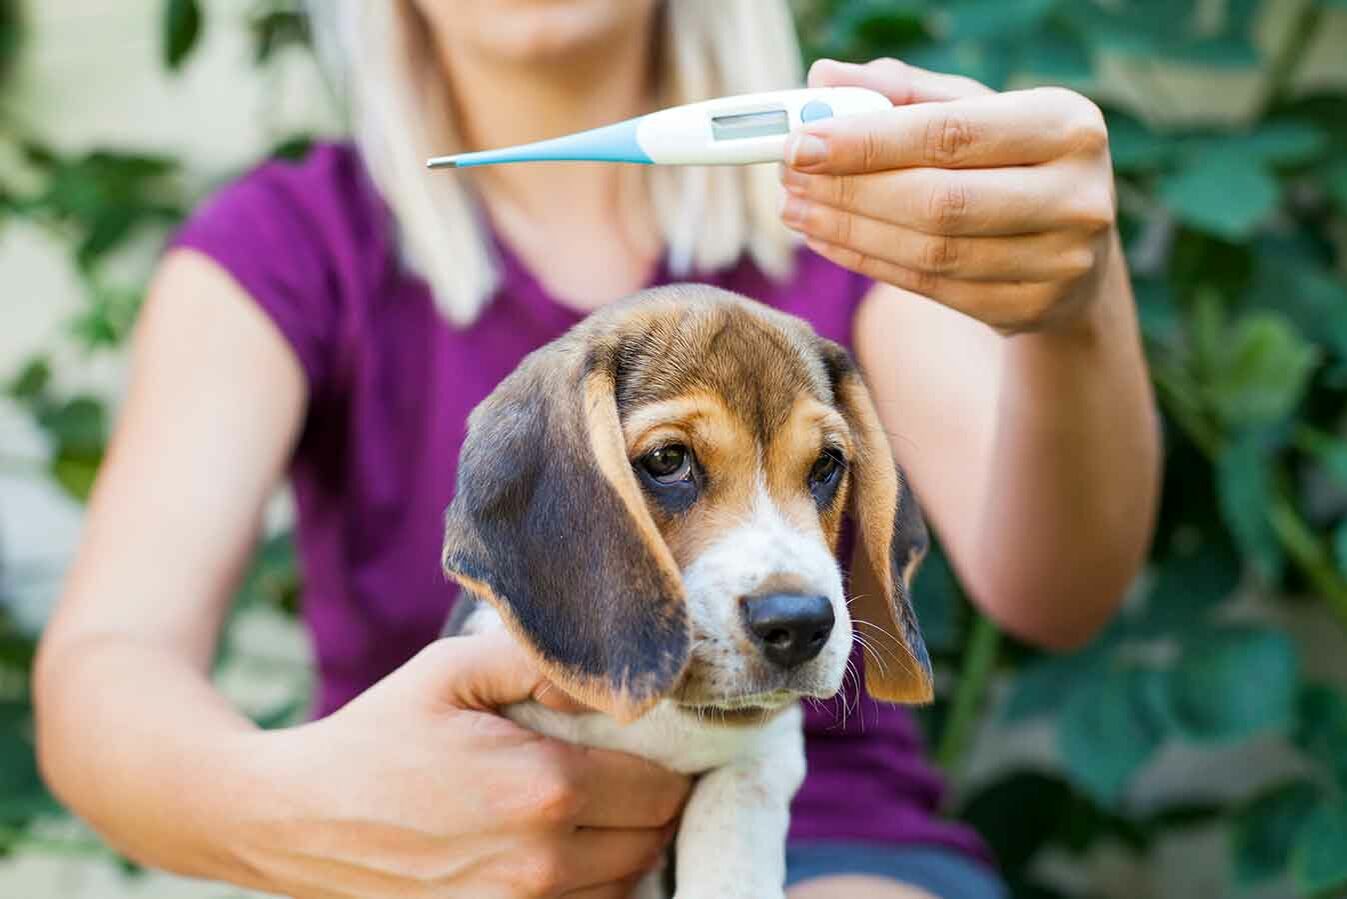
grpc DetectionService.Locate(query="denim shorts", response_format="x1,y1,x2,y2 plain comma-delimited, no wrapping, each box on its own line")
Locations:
785,841,1008,899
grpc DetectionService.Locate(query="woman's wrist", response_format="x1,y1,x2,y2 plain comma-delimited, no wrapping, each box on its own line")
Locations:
175,725,297,893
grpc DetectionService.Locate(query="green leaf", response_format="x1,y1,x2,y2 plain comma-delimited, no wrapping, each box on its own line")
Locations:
910,541,963,653
1159,152,1280,241
36,395,106,456
1012,32,1092,80
1297,428,1347,494
251,7,309,64
1133,278,1180,344
1181,121,1328,167
1325,159,1347,214
1248,242,1347,361
0,702,52,825
1294,802,1347,895
1215,437,1282,582
163,0,202,71
234,532,299,613
1058,667,1165,804
1201,312,1319,430
250,695,306,730
0,0,21,88
269,134,315,162
1293,684,1347,791
5,357,49,403
959,771,1075,875
904,40,1014,90
1106,114,1179,172
1132,536,1240,635
71,284,142,350
931,0,1056,42
1231,781,1321,886
1002,645,1107,723
50,450,101,502
1169,627,1298,743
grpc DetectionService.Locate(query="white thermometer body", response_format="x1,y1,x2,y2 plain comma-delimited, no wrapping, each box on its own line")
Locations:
427,87,891,169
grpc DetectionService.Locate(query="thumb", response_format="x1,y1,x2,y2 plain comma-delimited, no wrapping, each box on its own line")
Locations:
807,57,992,104
411,630,590,713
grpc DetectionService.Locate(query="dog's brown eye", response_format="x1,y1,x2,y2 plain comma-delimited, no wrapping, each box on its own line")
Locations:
809,452,842,487
641,444,692,484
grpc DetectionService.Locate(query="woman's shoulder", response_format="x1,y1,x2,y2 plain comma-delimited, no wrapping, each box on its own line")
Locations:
190,141,389,248
168,141,395,398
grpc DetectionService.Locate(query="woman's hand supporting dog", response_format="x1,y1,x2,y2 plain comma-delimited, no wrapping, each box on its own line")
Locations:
780,59,1160,650
236,630,687,898
34,254,687,899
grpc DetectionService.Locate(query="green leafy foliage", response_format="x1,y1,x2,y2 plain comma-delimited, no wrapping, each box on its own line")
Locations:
13,144,185,271
1231,781,1319,887
1168,628,1298,742
251,3,309,65
1058,667,1167,803
1294,803,1347,895
1293,684,1347,791
1159,152,1280,240
1216,437,1283,581
0,0,20,88
163,0,202,70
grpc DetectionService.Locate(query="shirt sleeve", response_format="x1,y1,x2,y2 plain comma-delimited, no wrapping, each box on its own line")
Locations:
166,153,345,399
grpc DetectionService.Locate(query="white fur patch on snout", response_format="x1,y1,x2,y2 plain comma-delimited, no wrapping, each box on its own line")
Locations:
680,482,850,701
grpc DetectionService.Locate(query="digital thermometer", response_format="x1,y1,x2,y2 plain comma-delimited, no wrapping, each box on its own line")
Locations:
426,87,891,169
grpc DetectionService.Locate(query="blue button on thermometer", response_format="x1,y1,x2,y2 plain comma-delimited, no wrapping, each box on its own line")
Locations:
427,87,890,169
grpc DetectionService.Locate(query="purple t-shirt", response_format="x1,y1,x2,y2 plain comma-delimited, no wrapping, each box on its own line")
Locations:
171,143,989,862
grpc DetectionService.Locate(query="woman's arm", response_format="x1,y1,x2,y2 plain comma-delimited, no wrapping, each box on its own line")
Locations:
780,59,1160,649
34,250,310,881
853,243,1157,650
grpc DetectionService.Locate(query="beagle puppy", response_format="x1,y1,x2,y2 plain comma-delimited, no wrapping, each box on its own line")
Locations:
441,285,932,899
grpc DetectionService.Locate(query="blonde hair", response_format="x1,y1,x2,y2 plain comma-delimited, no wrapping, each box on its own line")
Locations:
306,1,803,327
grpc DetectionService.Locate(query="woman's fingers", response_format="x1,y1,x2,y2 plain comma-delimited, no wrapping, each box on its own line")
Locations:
802,236,1080,334
780,160,1114,237
784,86,1108,175
561,744,690,829
780,198,1098,282
807,57,992,104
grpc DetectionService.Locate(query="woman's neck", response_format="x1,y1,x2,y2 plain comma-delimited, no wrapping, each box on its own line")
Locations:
433,24,665,309
441,28,659,222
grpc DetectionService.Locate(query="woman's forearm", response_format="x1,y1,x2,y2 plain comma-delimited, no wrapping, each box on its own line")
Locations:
34,633,275,890
968,232,1160,648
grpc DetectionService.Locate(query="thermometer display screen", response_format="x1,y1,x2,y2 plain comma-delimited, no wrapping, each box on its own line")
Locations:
710,109,789,141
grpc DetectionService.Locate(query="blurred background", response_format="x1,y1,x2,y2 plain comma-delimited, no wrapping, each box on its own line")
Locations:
2,1,1346,897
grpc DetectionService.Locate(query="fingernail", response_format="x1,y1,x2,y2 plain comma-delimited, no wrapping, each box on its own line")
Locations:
787,133,828,168
778,165,806,191
779,194,808,226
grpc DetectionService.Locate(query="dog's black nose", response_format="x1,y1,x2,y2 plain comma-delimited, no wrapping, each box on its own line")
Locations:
742,593,835,668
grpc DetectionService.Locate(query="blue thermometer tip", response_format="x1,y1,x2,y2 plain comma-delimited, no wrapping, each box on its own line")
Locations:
425,117,651,169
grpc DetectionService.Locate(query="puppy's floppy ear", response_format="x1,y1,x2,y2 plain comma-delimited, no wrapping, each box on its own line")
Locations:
442,336,689,722
820,341,934,704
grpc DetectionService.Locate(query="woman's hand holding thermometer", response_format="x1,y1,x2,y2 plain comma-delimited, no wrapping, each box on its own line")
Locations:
426,87,892,168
